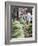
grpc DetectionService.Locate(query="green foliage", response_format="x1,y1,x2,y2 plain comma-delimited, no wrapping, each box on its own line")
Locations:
11,20,24,38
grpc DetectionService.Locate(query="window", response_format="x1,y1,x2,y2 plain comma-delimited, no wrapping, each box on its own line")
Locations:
5,2,37,44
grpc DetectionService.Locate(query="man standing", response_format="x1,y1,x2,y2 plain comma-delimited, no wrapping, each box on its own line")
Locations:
26,12,32,24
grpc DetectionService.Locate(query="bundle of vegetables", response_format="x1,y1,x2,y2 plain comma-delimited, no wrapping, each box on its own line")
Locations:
11,20,24,38
24,23,32,37
28,24,32,33
19,17,25,24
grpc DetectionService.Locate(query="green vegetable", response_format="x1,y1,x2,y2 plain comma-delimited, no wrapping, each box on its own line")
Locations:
11,20,24,38
19,17,25,24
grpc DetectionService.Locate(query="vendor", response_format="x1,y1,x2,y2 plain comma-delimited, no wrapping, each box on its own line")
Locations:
26,12,32,24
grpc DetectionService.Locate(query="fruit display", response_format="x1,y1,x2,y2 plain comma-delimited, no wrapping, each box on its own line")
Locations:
11,17,32,38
